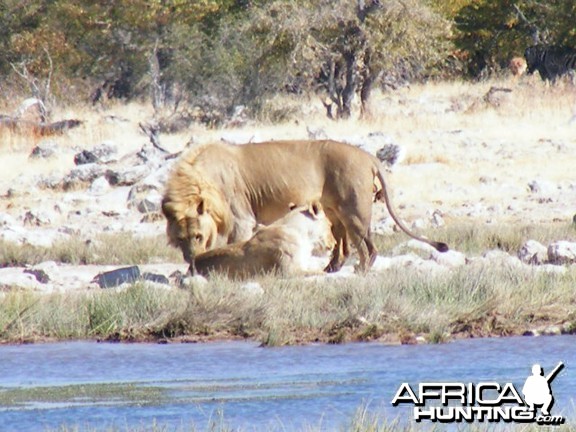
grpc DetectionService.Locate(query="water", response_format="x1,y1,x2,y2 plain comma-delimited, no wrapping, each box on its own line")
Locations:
0,335,574,431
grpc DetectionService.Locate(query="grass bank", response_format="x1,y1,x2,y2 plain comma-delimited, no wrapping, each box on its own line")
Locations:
1,259,575,345
38,406,576,432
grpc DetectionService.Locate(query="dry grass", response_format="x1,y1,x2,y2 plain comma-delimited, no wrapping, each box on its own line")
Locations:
3,78,576,225
374,221,576,256
2,78,576,346
0,233,180,267
1,260,575,345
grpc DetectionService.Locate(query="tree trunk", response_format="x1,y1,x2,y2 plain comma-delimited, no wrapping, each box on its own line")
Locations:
359,48,374,118
339,51,357,119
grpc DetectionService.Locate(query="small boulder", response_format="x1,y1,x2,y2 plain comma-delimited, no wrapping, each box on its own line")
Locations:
142,272,169,285
376,143,405,167
23,268,50,283
105,165,149,186
89,176,111,195
240,282,264,296
136,192,162,214
432,249,466,268
518,240,548,265
95,266,141,288
23,209,54,226
62,164,106,190
527,180,557,195
548,241,576,265
0,269,50,291
430,210,445,228
74,142,118,165
29,140,58,159
74,150,98,165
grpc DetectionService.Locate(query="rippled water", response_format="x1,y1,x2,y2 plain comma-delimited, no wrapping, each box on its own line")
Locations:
0,335,574,431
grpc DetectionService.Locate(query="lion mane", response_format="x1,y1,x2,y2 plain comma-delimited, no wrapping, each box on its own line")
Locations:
161,145,233,249
162,140,448,275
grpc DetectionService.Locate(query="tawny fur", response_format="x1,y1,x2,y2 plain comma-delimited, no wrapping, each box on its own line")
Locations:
162,140,447,274
194,202,335,279
510,57,527,78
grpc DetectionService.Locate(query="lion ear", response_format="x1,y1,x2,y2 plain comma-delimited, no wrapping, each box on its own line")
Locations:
161,198,174,218
309,201,322,218
197,199,205,215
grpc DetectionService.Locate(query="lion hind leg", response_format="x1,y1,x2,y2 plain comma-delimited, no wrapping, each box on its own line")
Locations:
364,234,378,270
324,219,348,273
343,216,372,274
352,238,370,275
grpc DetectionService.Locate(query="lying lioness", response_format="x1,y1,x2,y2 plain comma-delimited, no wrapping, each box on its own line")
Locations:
194,201,335,279
162,140,448,276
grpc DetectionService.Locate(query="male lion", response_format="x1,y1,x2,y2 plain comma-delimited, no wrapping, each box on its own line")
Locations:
162,139,448,274
194,201,335,279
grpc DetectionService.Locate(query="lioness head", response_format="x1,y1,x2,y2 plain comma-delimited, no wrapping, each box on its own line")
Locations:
287,201,335,255
162,196,218,271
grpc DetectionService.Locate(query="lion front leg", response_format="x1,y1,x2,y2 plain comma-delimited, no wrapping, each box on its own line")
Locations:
228,214,257,243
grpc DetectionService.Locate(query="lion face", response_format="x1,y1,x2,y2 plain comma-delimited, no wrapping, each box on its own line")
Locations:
288,201,335,256
162,197,218,267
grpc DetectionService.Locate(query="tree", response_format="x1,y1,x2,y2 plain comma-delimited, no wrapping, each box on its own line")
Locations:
0,0,238,104
1,0,451,121
228,0,450,119
453,0,576,77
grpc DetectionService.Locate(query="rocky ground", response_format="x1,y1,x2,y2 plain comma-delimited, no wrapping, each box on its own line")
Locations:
1,80,576,295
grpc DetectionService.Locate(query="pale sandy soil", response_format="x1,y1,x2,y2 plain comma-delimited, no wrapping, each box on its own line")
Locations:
1,77,576,291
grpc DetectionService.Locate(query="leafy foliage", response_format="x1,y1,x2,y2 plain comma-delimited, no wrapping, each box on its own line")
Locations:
1,0,575,117
453,0,576,76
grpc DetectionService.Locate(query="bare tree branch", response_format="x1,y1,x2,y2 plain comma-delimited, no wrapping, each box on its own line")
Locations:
513,4,541,44
138,122,170,154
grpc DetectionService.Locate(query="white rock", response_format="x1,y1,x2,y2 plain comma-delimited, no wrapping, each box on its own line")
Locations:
136,191,162,213
518,240,548,265
481,250,523,268
2,227,68,248
89,176,111,195
0,213,17,227
533,264,566,275
527,179,557,195
0,269,52,292
30,261,61,280
0,225,28,244
182,274,209,287
240,282,264,296
371,217,396,235
548,241,576,265
411,218,428,230
23,209,55,226
431,210,445,227
25,228,66,248
371,256,394,272
392,239,436,257
105,165,149,186
432,249,466,268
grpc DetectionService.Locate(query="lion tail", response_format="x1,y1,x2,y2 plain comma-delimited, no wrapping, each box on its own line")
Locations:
373,164,449,253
